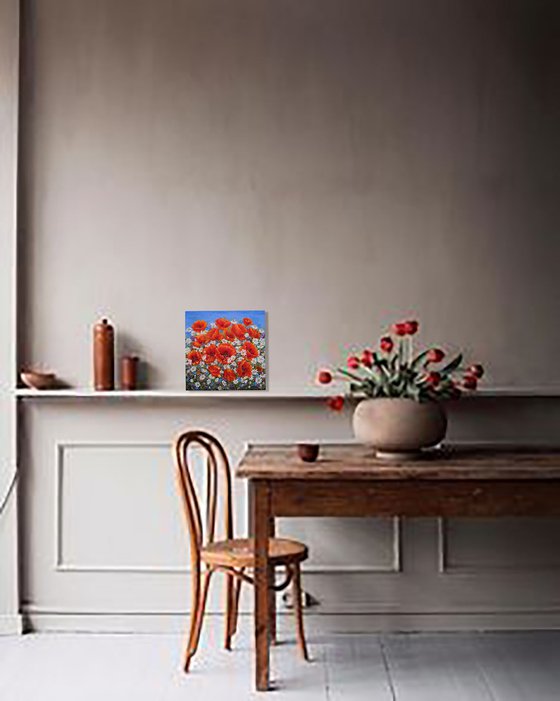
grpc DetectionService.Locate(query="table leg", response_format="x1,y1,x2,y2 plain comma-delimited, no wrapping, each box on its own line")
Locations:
268,514,276,645
252,480,271,691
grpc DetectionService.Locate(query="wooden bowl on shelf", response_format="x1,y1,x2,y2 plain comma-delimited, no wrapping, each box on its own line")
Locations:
20,370,58,390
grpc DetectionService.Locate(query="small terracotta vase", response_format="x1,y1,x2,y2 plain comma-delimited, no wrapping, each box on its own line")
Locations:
120,355,139,390
352,398,447,459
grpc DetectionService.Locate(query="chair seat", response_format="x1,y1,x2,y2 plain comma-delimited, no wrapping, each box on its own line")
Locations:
201,538,308,568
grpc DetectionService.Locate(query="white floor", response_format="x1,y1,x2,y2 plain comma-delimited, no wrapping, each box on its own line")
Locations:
1,624,560,700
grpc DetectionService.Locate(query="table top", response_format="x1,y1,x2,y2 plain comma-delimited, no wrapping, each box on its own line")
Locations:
236,443,560,481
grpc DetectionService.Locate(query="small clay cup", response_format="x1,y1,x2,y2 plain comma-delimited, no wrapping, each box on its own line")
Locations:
297,443,320,463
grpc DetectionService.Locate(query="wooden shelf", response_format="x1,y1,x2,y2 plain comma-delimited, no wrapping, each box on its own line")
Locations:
13,387,560,400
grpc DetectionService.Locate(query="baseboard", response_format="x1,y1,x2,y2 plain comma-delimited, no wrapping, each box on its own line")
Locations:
0,613,23,635
22,610,560,634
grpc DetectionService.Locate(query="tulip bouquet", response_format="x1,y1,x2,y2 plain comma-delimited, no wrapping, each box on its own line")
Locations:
317,319,484,411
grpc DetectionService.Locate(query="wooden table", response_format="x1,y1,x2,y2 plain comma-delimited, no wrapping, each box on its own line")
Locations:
236,443,560,691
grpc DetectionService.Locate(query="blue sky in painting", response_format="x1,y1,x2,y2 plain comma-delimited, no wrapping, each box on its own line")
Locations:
185,310,266,331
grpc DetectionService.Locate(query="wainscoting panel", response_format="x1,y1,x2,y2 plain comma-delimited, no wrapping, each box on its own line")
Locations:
20,398,560,632
55,442,187,573
439,518,560,574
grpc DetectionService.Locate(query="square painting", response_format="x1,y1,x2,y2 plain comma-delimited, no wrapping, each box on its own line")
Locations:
185,310,267,391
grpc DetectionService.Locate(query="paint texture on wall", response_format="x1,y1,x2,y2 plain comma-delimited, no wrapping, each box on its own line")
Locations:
18,0,560,390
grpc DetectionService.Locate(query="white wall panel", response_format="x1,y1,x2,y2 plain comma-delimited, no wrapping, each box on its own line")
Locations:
19,398,560,631
441,518,560,574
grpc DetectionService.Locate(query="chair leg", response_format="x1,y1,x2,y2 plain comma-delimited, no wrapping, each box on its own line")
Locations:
183,569,213,672
225,571,234,650
291,564,309,661
231,568,244,637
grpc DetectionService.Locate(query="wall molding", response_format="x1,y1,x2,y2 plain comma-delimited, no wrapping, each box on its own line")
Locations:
54,442,401,575
437,518,560,575
22,607,560,634
54,441,173,573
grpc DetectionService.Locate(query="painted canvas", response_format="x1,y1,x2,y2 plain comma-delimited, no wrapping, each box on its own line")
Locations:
185,311,267,391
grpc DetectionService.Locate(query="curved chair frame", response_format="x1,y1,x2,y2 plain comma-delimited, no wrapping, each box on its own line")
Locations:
174,429,308,672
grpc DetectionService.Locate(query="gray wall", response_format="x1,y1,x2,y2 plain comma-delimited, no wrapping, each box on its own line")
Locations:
13,0,560,632
18,0,560,390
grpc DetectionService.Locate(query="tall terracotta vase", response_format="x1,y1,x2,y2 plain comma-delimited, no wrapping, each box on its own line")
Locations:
93,318,115,390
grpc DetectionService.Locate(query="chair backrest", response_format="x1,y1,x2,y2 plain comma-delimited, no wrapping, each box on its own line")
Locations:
174,430,234,561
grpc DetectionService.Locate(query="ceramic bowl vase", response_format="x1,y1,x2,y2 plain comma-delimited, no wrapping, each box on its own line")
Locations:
352,398,447,459
20,370,57,390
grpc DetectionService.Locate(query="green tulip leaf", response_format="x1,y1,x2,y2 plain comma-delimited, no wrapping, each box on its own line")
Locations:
439,353,463,374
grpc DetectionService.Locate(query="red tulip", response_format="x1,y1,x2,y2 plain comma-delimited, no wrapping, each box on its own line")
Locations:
426,371,441,386
361,350,374,368
327,395,344,412
463,375,478,390
393,323,408,337
404,320,419,335
380,336,394,353
426,348,445,363
347,356,360,370
468,364,484,379
317,370,333,385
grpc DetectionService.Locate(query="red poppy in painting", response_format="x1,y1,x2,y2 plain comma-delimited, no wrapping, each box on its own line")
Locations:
204,344,218,362
237,359,253,378
193,333,208,347
187,350,202,365
243,341,259,358
186,312,266,390
232,323,247,339
223,368,236,382
217,343,236,363
207,328,221,341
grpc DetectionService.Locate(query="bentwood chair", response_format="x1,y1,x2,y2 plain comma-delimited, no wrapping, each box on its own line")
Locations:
174,430,309,672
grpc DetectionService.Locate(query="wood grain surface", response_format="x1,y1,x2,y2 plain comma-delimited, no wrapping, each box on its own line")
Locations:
237,444,560,481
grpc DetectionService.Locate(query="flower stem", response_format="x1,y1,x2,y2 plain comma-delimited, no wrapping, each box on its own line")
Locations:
336,367,363,383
